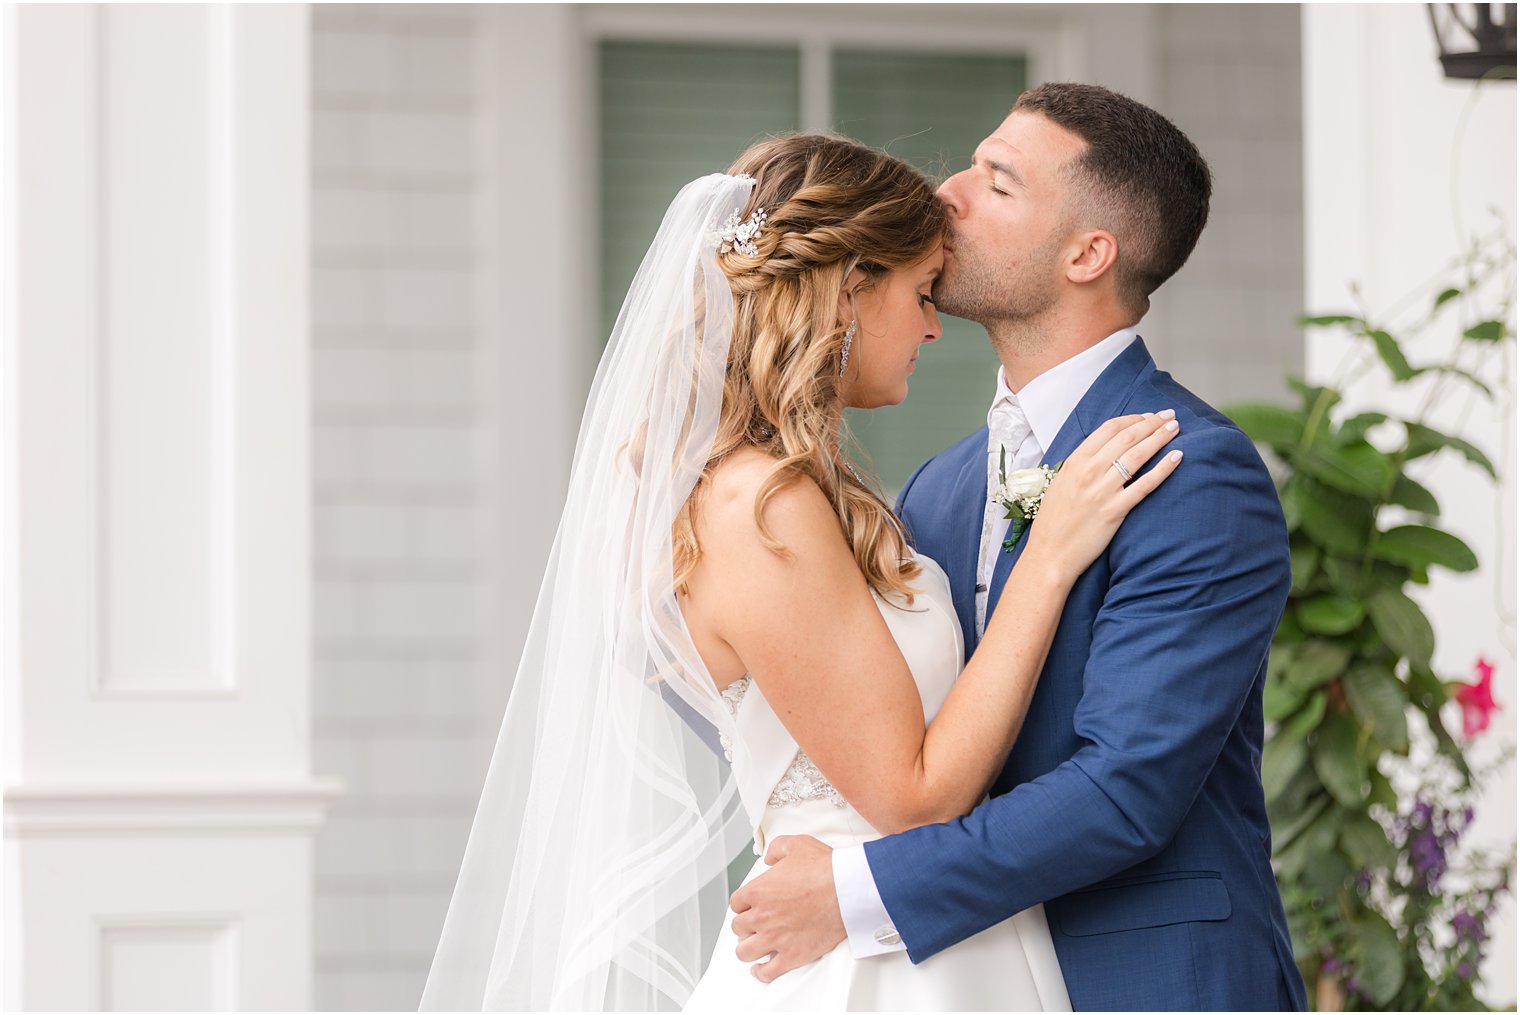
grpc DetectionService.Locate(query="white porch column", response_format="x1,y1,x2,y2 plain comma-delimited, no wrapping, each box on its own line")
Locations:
3,5,336,1010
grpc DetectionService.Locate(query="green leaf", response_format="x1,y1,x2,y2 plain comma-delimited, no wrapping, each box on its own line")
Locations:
1289,543,1320,593
1463,319,1506,342
1367,587,1435,668
1227,403,1306,452
1297,595,1366,635
1282,690,1328,740
1298,314,1363,328
1291,479,1374,556
1367,767,1398,810
1287,639,1352,691
1340,810,1397,870
1262,734,1308,802
1292,440,1395,498
1264,671,1306,723
1405,422,1497,478
1349,909,1405,1005
1343,664,1410,753
1336,411,1389,445
1372,524,1479,573
1367,328,1415,381
1276,608,1307,645
1274,802,1340,879
1387,473,1440,514
1312,713,1368,806
1434,287,1462,308
1321,556,1372,598
1272,791,1330,853
1406,665,1448,713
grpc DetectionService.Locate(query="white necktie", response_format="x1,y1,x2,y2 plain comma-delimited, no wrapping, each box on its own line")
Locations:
976,398,1033,638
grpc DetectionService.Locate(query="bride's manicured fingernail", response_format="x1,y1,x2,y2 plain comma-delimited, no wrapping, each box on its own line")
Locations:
1170,450,1183,461
1165,419,1179,431
1158,408,1176,420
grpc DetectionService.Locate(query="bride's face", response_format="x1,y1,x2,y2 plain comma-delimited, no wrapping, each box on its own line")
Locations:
838,245,945,409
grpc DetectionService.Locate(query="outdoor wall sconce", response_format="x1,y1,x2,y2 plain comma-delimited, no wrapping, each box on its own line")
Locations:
1427,3,1518,79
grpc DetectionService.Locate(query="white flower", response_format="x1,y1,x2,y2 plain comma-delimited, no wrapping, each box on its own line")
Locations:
1001,466,1050,504
993,462,1059,551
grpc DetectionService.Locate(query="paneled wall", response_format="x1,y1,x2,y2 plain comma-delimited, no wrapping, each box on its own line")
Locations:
4,6,327,1010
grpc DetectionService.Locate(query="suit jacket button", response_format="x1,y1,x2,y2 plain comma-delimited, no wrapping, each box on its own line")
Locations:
873,926,901,946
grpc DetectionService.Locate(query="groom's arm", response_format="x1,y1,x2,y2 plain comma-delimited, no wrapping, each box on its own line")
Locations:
864,422,1289,962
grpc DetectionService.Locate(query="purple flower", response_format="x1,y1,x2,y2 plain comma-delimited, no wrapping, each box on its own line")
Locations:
1355,870,1373,894
1347,976,1362,997
1323,956,1343,975
1413,799,1434,825
1457,962,1474,980
1410,827,1448,889
1453,911,1487,942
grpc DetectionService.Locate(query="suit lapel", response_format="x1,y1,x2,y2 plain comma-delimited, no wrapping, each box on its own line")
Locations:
945,434,988,660
983,338,1157,621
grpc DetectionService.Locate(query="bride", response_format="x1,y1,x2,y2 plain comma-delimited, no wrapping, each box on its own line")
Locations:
419,134,1182,1011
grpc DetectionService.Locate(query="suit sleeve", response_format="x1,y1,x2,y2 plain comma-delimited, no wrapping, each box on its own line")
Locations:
861,424,1291,962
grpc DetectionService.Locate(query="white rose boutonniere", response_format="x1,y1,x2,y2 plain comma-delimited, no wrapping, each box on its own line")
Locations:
994,447,1061,551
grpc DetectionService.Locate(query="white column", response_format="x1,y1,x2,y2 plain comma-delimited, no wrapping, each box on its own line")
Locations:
1303,5,1516,1006
3,5,336,1009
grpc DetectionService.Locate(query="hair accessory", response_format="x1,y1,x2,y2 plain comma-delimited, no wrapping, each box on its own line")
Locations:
714,205,767,257
839,319,857,377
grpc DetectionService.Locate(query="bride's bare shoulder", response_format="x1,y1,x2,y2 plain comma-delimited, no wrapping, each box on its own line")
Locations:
698,448,839,553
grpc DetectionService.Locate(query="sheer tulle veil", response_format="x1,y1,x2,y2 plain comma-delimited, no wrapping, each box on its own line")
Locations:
419,173,758,1011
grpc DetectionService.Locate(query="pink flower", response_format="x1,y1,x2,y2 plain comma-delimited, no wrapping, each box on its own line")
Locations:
1455,657,1501,738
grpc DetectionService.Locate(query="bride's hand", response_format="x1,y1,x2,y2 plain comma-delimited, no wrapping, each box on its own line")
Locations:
1021,410,1183,584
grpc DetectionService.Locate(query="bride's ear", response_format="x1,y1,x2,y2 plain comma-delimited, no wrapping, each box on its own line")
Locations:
838,266,867,324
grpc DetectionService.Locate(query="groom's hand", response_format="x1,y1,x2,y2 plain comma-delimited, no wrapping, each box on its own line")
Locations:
728,834,845,982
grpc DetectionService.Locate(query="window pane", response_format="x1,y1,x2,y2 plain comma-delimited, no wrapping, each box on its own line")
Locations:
833,50,1027,492
598,42,800,340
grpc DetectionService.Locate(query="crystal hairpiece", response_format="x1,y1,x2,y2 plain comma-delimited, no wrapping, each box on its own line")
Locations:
714,206,767,257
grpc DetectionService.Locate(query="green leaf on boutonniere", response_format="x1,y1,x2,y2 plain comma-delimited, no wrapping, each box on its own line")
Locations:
1004,516,1027,551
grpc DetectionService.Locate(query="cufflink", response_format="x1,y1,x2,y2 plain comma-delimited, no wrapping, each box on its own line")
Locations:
873,926,901,946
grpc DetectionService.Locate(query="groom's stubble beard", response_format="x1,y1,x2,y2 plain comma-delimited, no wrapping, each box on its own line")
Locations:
932,230,1063,356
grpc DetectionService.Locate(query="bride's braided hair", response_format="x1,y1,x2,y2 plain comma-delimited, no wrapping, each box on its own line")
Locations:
675,134,947,602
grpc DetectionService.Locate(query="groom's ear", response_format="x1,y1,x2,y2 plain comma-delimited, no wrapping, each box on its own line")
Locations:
1066,229,1119,286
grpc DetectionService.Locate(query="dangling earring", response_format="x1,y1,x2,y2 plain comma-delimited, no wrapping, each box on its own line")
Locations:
839,319,857,378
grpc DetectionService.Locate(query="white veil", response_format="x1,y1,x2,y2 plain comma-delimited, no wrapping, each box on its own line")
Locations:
419,173,759,1011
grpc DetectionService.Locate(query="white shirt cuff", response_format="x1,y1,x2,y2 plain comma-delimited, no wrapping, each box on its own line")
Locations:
831,843,906,957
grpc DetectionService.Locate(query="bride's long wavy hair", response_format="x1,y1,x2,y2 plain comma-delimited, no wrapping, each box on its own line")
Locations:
673,134,948,601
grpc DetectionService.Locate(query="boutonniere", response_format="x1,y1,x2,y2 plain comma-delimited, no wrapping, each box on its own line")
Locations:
993,446,1061,551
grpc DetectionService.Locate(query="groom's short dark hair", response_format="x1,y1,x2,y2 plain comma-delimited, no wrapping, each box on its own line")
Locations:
1014,82,1212,318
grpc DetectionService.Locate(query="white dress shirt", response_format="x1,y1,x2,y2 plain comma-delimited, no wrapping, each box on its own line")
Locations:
831,328,1138,958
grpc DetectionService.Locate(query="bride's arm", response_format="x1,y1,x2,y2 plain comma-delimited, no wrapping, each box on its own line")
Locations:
691,413,1182,836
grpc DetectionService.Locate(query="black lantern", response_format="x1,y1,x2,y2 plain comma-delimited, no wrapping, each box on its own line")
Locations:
1427,4,1518,79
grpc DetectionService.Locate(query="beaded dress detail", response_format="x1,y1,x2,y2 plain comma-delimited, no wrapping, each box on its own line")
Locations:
719,677,847,809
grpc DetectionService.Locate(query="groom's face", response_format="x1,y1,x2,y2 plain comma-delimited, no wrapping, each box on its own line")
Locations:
932,111,1086,325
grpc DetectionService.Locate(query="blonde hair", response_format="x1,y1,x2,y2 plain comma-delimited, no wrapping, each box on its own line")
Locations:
674,134,948,601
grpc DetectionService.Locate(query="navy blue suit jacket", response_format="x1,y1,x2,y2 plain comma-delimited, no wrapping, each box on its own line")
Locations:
871,338,1308,1011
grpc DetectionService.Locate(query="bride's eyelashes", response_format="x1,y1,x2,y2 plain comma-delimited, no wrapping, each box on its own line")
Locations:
919,293,936,307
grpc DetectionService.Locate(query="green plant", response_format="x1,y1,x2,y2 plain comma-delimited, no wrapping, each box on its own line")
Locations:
1226,223,1515,1009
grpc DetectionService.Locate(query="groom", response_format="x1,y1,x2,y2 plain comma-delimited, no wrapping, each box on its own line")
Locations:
729,83,1309,1011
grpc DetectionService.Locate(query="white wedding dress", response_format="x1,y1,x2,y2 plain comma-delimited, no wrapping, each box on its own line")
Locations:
684,552,1072,1012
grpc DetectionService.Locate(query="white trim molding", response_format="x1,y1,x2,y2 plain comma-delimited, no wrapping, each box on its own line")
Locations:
4,780,344,836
